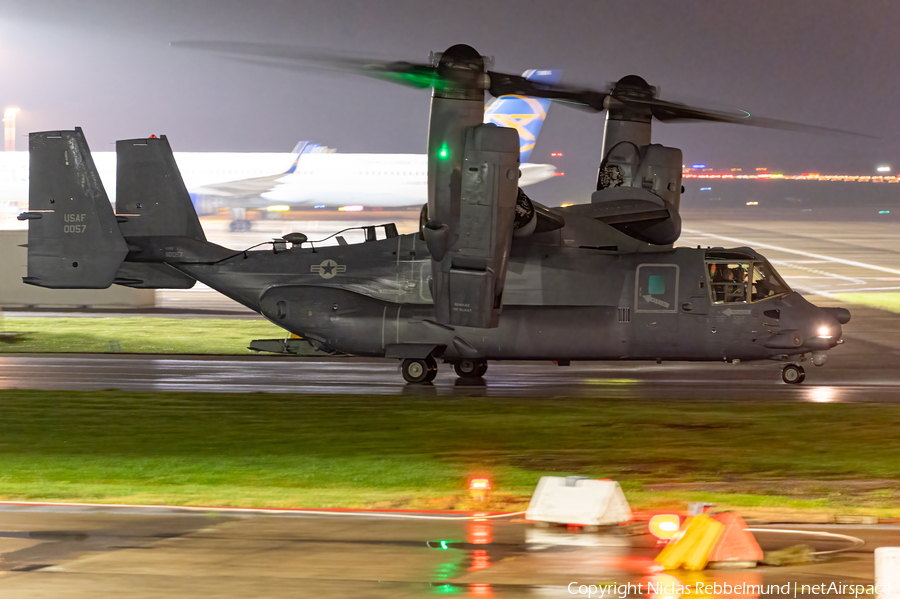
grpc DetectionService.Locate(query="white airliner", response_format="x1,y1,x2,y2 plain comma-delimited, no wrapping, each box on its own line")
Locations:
0,70,562,231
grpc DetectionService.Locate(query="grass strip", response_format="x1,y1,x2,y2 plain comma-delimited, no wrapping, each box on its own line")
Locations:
0,389,898,514
0,317,285,354
833,292,900,314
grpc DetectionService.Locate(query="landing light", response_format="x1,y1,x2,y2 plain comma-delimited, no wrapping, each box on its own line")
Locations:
817,326,832,338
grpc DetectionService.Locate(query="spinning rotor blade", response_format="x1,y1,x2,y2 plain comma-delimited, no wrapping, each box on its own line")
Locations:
172,41,443,89
486,71,608,111
174,42,872,137
628,95,875,137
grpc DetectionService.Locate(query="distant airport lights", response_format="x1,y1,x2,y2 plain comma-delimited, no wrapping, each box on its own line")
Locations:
3,107,19,152
338,205,364,212
550,152,563,157
683,172,900,182
877,165,891,173
266,205,290,212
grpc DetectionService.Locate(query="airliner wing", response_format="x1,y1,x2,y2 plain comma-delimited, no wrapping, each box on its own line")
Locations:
192,173,287,198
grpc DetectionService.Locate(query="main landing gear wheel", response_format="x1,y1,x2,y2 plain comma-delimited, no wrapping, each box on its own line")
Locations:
782,364,806,384
454,359,487,378
402,356,438,383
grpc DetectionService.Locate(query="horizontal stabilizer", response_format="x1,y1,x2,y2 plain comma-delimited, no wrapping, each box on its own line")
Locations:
113,262,196,289
24,128,128,288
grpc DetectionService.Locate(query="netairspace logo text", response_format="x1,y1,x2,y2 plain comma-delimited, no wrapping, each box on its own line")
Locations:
567,582,893,598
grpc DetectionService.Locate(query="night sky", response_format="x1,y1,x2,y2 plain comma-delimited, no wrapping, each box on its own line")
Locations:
2,0,898,202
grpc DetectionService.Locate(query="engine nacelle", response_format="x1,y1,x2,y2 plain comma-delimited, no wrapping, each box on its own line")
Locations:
426,124,520,328
592,143,683,245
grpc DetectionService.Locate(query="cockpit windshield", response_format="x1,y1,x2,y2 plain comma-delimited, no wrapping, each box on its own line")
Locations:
705,252,790,304
750,260,790,301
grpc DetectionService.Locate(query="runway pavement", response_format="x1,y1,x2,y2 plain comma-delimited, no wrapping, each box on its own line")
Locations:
0,505,890,598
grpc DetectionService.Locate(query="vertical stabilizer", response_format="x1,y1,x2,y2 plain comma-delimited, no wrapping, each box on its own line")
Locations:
116,135,206,241
21,128,128,288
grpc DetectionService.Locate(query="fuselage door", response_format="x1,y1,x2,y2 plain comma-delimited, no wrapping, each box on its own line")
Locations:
634,263,679,353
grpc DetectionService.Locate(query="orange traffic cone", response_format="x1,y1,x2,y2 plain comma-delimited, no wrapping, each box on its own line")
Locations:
708,512,763,569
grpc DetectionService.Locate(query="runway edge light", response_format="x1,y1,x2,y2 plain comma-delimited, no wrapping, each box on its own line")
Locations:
648,514,681,543
469,477,491,500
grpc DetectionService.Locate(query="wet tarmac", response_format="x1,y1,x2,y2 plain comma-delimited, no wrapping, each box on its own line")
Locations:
0,343,898,400
0,505,891,598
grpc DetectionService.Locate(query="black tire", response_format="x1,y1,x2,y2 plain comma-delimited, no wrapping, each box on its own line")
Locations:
454,359,485,378
402,358,430,383
423,355,438,382
782,364,804,384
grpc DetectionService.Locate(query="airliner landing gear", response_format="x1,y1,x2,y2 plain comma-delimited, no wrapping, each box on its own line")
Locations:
402,356,438,383
454,359,487,378
229,219,252,232
782,364,806,384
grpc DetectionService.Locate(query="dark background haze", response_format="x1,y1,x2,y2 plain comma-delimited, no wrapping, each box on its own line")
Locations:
2,0,898,203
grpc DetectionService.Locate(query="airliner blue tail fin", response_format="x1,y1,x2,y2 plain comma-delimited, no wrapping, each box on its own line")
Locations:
284,141,330,174
484,69,562,163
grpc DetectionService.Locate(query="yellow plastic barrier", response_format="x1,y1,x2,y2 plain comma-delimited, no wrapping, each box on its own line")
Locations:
655,514,726,571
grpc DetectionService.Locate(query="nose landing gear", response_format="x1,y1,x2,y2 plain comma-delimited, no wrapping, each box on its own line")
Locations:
782,364,806,384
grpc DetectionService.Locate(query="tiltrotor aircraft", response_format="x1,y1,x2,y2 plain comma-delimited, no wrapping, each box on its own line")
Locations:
20,44,851,384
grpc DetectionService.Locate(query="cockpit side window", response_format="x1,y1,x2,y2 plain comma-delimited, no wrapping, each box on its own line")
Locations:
750,261,790,302
707,261,750,303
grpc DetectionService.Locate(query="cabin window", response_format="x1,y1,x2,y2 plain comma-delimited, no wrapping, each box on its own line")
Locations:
648,275,666,295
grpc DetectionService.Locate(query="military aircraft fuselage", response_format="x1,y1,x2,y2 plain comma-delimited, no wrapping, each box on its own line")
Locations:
158,211,844,364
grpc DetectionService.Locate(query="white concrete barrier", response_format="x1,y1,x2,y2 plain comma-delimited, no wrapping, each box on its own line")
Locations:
0,231,155,309
876,547,900,595
525,476,632,526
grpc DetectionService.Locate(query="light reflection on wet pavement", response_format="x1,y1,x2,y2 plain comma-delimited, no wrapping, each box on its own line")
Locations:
0,507,889,598
0,352,899,402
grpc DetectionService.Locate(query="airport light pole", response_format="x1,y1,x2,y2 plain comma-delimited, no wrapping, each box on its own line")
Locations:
3,107,20,152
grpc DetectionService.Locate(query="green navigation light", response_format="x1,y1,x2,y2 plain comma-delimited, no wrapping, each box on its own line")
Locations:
438,143,450,160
